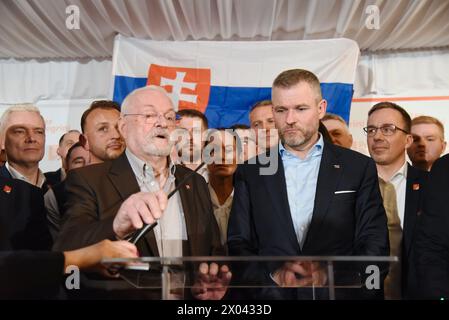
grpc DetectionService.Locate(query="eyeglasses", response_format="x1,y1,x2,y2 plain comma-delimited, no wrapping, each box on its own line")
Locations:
363,124,409,137
124,112,176,125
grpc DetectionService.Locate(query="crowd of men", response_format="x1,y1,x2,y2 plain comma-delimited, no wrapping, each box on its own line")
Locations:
0,68,448,300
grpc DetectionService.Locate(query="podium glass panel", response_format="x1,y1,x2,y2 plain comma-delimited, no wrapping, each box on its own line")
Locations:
102,256,397,300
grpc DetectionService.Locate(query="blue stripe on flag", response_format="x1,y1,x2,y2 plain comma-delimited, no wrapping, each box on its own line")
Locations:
113,76,353,128
113,76,147,105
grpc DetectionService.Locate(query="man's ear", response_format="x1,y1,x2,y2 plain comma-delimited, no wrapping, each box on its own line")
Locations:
56,146,62,158
318,99,328,119
117,117,127,139
79,134,89,150
405,134,414,149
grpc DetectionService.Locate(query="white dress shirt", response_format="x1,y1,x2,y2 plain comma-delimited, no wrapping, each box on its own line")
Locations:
6,162,46,188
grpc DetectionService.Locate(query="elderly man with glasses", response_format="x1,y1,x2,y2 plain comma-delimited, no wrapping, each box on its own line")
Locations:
365,101,428,300
54,86,230,300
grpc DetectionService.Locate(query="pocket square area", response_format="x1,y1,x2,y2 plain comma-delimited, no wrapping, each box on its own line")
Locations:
334,190,356,194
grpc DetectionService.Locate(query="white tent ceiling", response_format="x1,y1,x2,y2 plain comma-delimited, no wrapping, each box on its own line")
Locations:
1,0,449,59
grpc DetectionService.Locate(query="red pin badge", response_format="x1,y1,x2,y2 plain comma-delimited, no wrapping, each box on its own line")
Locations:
3,185,12,194
412,183,420,191
185,184,191,190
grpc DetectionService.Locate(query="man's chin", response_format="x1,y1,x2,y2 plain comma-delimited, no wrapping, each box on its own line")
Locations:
105,149,125,160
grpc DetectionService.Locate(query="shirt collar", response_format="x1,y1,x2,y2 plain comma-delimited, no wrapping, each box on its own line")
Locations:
390,161,408,182
279,133,324,160
208,184,234,209
6,162,46,188
126,148,176,182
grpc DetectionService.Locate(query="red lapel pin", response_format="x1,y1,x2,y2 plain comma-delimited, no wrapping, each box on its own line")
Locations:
412,183,420,191
185,184,191,190
3,185,12,194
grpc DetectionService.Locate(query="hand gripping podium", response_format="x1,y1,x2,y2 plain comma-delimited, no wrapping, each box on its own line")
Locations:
102,256,397,300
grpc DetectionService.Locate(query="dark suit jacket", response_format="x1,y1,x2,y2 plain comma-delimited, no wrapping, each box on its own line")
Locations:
54,152,223,257
0,164,50,194
44,168,63,189
0,250,64,299
0,176,52,251
227,142,389,299
402,164,428,298
415,154,449,299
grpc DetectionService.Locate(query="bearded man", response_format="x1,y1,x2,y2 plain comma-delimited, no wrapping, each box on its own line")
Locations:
54,86,229,300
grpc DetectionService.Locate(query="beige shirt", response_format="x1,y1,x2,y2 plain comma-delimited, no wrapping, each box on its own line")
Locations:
208,184,233,245
6,162,46,188
126,149,187,257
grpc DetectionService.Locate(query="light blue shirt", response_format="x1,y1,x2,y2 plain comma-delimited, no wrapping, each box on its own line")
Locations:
279,135,324,249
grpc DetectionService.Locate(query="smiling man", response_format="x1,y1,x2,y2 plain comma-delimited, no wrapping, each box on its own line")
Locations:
0,104,48,191
366,102,428,299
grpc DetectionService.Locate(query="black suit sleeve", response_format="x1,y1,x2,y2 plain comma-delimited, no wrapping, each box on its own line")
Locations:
353,159,389,257
54,170,115,251
415,157,449,299
0,251,64,299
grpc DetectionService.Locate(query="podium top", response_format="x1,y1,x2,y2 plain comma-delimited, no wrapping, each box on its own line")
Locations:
102,255,398,265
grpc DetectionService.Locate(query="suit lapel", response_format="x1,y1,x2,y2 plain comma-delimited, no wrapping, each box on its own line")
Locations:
108,153,159,256
175,166,197,256
262,150,301,253
303,143,342,250
0,166,13,179
403,164,422,257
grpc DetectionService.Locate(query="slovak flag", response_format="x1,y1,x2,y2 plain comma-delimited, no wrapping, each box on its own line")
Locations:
112,35,359,128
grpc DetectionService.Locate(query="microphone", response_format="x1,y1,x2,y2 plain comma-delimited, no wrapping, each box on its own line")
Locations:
128,162,206,245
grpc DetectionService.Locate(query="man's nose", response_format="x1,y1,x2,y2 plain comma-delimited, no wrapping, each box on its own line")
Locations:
25,130,38,143
285,109,296,124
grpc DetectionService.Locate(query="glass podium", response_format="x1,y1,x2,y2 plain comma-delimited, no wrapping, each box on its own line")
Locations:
102,256,398,300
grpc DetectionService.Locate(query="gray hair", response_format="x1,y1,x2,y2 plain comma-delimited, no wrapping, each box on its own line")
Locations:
0,104,45,139
121,85,173,115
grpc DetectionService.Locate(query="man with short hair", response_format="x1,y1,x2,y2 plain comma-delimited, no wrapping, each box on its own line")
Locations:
322,113,353,149
176,109,209,181
55,86,230,300
365,102,428,299
228,69,389,300
80,100,125,164
407,115,446,171
44,129,81,187
249,100,278,152
0,104,48,192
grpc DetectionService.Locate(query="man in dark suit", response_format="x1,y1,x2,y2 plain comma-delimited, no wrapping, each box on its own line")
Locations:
227,69,389,299
365,102,428,299
55,86,230,299
0,104,49,193
0,176,52,251
415,154,449,299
